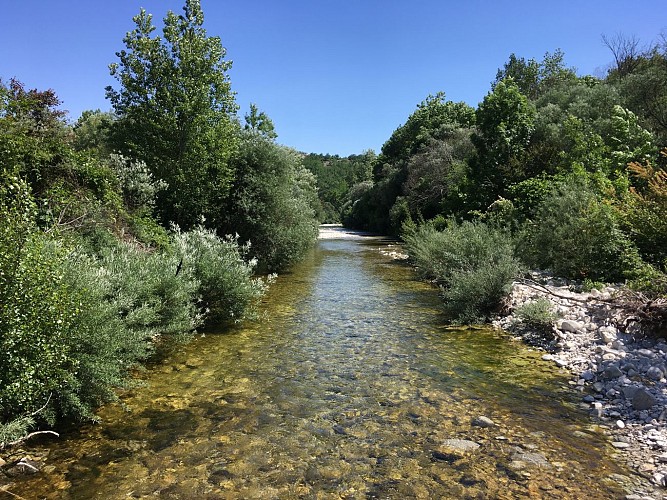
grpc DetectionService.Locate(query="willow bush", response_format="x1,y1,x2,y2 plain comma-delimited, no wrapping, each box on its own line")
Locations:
403,220,521,323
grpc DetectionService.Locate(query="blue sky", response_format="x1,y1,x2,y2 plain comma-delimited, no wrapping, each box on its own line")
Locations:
1,1,665,155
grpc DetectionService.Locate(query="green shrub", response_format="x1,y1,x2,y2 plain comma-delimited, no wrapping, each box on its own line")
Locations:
172,226,269,326
56,241,203,419
0,178,76,424
403,220,521,323
519,176,641,281
223,135,319,272
514,298,559,331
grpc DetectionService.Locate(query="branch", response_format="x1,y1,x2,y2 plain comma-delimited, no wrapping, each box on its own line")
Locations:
6,430,59,448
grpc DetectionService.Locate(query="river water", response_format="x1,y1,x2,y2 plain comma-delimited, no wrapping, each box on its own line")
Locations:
9,228,635,498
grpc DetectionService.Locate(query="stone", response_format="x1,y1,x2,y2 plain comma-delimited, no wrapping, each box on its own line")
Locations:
603,365,623,379
599,330,617,344
471,416,495,428
646,366,663,381
510,450,551,468
616,420,626,429
611,441,631,449
623,386,639,399
632,388,657,411
441,439,480,452
561,320,583,333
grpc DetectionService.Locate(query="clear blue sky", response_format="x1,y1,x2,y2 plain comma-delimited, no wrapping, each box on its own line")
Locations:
1,1,664,155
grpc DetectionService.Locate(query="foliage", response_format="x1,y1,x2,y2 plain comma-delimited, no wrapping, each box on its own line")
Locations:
72,109,115,156
106,0,239,228
402,220,521,323
244,103,277,140
172,226,268,326
0,177,75,423
494,50,577,99
348,93,475,233
106,153,167,212
402,130,473,221
222,133,319,272
379,92,475,168
304,151,375,223
519,176,641,281
622,150,667,267
513,298,559,332
471,78,536,206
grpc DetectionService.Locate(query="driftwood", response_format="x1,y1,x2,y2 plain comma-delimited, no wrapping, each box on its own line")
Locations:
0,395,60,450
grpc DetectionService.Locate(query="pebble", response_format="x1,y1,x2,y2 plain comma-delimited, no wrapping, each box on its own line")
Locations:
471,416,495,428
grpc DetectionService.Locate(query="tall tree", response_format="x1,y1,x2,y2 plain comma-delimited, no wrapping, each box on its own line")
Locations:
106,0,239,228
471,78,536,207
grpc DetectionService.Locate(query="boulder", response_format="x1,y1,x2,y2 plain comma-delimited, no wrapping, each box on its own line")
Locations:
560,320,583,333
632,388,657,411
646,366,664,381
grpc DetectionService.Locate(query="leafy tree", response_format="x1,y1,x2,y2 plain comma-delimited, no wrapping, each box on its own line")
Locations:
0,177,76,424
378,92,475,173
0,78,71,195
519,176,640,281
494,50,576,99
303,151,375,223
609,39,667,145
222,133,319,272
471,78,536,206
402,129,473,220
623,150,667,267
72,110,116,156
244,103,277,140
106,0,239,228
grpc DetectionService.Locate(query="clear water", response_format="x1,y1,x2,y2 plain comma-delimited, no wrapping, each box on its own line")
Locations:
8,230,634,498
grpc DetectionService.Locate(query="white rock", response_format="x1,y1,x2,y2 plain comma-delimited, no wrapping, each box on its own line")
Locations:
560,320,583,333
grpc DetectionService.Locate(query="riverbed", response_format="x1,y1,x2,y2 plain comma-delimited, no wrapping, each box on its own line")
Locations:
6,227,640,498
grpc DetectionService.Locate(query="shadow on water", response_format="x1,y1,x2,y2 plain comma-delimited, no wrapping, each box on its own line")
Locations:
7,231,638,498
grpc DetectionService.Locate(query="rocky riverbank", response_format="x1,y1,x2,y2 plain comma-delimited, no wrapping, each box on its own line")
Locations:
493,272,667,499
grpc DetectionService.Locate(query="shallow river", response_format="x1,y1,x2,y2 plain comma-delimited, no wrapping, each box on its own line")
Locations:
10,228,635,498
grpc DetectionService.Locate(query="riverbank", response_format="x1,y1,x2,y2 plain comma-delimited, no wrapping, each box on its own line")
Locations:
493,273,667,499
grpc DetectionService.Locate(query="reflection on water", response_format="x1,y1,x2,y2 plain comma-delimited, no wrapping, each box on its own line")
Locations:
9,231,635,498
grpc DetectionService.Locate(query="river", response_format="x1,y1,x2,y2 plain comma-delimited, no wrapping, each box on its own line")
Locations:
8,227,635,498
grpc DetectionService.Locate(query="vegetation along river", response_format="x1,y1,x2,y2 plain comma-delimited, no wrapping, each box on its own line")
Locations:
11,227,636,498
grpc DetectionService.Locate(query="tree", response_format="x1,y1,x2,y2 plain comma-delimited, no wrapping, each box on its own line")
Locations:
603,33,643,79
471,79,536,206
72,110,116,156
106,0,239,229
244,103,277,140
494,50,577,100
222,134,319,272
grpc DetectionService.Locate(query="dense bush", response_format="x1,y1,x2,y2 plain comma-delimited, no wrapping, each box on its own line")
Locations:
518,176,641,281
513,298,559,334
0,179,76,427
172,226,269,326
0,178,267,437
222,134,319,272
403,220,521,323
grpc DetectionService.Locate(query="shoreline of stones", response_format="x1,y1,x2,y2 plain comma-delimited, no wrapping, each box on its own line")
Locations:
493,271,667,500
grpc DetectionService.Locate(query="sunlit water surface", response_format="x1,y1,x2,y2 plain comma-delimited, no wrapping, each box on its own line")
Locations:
10,229,635,498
